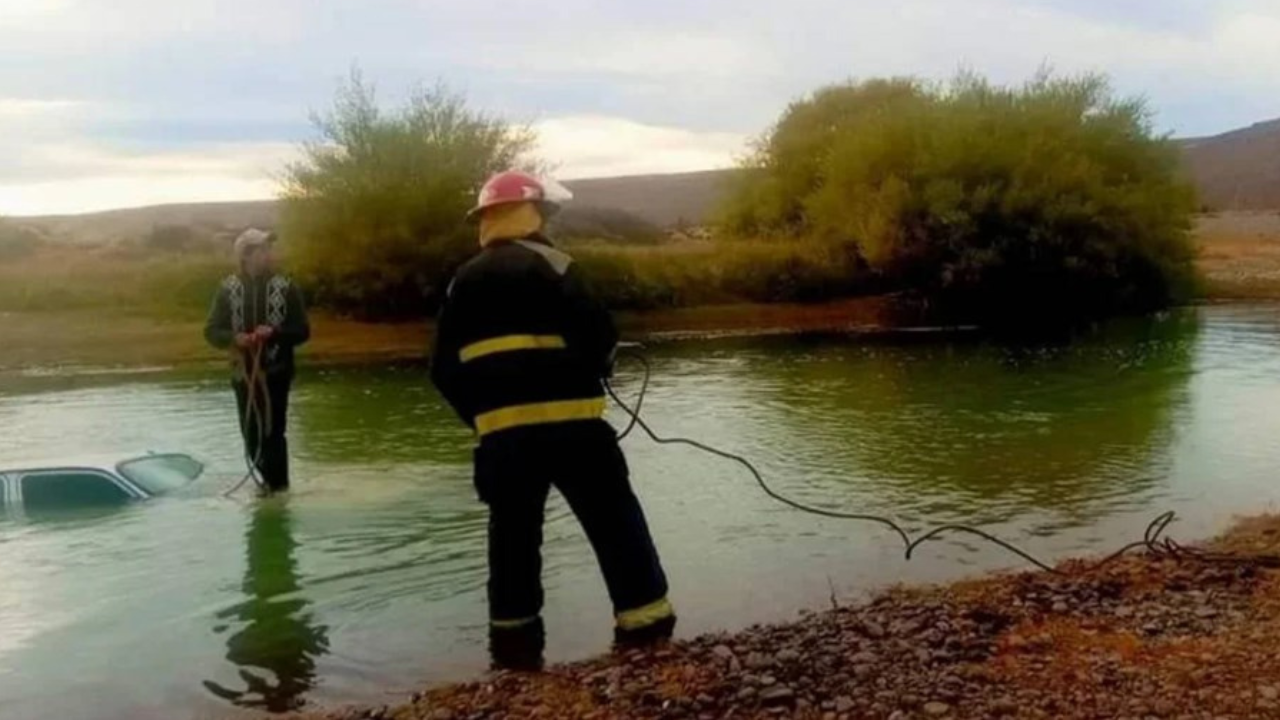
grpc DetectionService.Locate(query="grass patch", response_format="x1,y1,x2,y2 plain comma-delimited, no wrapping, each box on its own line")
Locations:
0,246,227,319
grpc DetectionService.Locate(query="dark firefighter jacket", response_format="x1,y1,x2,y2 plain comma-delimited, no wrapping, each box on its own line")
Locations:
204,273,311,377
430,236,617,438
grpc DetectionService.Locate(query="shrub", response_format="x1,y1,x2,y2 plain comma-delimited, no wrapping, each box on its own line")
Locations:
143,224,197,253
0,220,44,261
723,70,1198,324
573,239,870,311
279,70,535,320
550,206,664,245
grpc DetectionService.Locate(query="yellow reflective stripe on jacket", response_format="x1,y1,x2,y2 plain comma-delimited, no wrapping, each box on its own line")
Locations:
459,334,566,363
474,397,606,437
616,597,674,631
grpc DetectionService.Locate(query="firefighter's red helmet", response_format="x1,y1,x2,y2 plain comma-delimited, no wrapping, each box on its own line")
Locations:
467,171,572,220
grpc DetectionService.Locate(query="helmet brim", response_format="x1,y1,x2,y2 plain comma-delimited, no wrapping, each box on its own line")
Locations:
466,199,561,223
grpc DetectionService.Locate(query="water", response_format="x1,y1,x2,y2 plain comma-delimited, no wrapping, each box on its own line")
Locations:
3,305,1280,719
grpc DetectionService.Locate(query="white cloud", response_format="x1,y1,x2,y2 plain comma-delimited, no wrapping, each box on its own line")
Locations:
0,139,296,216
0,108,747,215
0,173,278,217
535,116,748,179
2,0,1280,214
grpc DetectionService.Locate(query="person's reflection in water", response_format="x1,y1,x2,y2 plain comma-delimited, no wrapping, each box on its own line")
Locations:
204,499,329,713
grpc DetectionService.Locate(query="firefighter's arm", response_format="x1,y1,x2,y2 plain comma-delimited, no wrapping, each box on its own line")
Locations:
203,284,235,350
561,264,619,379
429,285,476,428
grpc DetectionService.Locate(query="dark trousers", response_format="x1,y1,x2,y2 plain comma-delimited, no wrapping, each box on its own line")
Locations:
234,373,292,492
474,421,671,645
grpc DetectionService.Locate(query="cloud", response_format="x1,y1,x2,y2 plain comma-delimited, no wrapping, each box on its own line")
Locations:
0,106,741,215
0,99,296,214
535,116,748,179
1,0,1278,213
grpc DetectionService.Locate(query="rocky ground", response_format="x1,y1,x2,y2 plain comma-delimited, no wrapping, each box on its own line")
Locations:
298,516,1280,720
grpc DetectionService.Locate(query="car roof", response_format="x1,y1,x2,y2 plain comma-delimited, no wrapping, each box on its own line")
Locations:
0,452,190,476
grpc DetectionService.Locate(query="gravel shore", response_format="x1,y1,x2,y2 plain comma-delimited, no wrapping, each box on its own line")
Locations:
301,516,1280,720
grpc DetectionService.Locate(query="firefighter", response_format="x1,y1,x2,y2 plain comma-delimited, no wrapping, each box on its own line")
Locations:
430,171,675,669
204,228,311,493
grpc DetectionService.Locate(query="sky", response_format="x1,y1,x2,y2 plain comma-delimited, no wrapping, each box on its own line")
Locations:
1,0,1278,216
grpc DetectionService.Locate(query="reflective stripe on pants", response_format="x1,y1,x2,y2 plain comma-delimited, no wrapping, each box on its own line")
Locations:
474,397,606,437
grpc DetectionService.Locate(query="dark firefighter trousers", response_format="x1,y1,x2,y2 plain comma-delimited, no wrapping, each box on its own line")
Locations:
474,420,671,638
234,373,292,492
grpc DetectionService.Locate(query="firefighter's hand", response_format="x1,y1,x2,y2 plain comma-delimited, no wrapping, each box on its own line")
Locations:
253,325,275,342
234,333,256,349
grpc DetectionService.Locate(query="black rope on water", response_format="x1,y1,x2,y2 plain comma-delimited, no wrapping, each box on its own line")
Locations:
605,348,1279,574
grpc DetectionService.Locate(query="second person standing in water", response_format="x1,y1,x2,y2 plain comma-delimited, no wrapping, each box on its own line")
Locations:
204,229,311,494
430,171,675,670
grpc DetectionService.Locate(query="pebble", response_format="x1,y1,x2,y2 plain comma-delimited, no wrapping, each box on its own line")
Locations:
313,524,1280,720
759,686,796,707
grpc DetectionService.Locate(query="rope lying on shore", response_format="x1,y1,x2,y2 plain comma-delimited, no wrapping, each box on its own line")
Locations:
606,348,1280,574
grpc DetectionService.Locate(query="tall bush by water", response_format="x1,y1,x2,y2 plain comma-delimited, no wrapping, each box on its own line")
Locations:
722,71,1199,323
279,72,535,320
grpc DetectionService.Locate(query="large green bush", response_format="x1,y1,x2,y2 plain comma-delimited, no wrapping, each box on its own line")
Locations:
723,71,1198,323
279,72,534,320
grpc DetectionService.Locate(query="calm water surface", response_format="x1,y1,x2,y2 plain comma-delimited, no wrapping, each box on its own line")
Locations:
3,305,1280,719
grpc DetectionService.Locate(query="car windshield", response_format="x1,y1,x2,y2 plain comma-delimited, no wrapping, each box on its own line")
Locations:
116,454,203,495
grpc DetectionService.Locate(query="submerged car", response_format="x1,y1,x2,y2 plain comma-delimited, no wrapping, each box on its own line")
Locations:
0,452,204,512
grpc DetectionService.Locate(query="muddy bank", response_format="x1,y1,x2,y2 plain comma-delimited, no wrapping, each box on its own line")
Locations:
0,297,906,376
296,516,1280,720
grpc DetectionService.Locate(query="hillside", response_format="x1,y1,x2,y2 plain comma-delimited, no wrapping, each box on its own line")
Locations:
1182,119,1280,211
9,117,1279,244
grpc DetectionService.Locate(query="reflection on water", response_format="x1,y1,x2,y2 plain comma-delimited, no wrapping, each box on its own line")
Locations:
2,306,1280,720
204,501,329,712
765,312,1198,521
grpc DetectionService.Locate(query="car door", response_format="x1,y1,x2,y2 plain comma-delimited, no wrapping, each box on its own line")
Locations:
17,469,142,511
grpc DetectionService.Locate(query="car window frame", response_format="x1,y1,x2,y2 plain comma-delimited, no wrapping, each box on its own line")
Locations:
16,467,147,507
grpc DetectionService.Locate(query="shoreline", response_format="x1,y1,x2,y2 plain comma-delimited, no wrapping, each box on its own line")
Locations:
4,216,1280,377
0,296,925,378
297,515,1280,720
6,295,1280,381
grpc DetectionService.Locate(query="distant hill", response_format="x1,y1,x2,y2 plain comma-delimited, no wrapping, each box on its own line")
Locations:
10,117,1279,245
563,170,738,228
1182,119,1280,211
24,200,279,246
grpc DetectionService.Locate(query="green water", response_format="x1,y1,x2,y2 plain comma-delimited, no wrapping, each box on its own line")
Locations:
4,305,1280,719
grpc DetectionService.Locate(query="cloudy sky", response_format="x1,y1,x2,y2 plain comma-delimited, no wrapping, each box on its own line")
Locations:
2,0,1278,215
